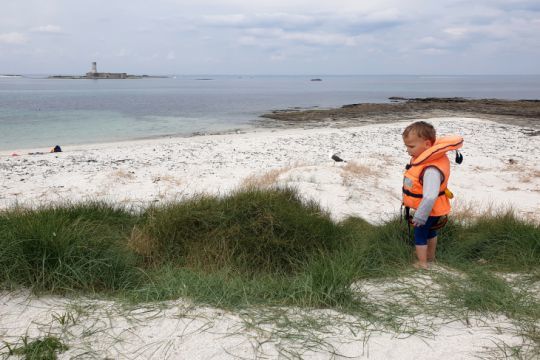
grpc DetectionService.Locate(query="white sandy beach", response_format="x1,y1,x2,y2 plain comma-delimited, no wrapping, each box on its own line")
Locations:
1,117,539,359
2,117,539,221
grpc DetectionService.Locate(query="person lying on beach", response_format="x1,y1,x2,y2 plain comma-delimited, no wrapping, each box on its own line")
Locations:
401,121,463,269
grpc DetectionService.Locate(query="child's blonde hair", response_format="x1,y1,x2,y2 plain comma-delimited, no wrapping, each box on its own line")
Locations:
402,121,436,143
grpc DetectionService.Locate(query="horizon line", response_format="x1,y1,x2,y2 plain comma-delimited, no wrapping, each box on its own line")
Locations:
3,73,540,77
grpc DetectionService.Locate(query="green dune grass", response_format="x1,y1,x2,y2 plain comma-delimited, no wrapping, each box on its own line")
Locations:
0,202,142,293
1,188,538,301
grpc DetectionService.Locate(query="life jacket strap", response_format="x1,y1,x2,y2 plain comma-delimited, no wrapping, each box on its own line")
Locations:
402,187,445,198
429,215,448,230
403,205,449,231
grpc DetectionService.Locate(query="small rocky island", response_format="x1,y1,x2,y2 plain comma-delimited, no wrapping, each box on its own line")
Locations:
48,62,168,79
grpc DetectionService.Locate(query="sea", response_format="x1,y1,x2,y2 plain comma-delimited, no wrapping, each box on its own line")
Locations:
1,74,539,151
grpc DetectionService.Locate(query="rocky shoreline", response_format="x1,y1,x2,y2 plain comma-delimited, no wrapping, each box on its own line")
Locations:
260,98,540,131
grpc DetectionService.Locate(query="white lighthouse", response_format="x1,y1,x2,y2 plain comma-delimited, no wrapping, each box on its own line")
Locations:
85,62,127,79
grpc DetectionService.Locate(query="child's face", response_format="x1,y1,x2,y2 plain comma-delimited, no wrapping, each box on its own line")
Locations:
403,132,433,158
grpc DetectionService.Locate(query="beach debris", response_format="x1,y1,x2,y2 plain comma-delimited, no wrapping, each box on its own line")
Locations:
508,158,518,165
11,153,19,156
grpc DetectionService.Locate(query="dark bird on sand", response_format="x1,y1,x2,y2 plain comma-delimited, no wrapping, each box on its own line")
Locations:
331,154,346,163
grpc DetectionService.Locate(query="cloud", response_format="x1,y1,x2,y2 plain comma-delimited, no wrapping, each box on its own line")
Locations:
241,28,361,47
270,53,285,62
421,47,447,55
442,17,537,43
282,32,359,46
201,10,403,33
0,32,29,44
29,25,63,33
488,0,540,12
355,8,401,24
201,14,248,26
443,27,470,38
199,10,403,51
1,1,539,74
418,36,439,45
201,13,320,30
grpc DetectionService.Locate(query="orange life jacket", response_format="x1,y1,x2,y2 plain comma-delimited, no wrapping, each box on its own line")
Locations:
402,135,463,217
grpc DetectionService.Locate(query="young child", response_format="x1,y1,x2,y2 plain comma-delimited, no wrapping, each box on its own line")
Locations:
401,121,463,269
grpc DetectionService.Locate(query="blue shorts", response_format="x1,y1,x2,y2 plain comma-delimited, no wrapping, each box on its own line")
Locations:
414,216,440,246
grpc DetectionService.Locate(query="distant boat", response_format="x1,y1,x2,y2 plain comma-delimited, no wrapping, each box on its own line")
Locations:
310,78,322,81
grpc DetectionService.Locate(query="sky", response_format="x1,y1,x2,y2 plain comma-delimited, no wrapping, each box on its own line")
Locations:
1,0,539,75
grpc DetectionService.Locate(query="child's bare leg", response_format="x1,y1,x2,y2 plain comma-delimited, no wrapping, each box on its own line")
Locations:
427,236,438,263
414,245,429,269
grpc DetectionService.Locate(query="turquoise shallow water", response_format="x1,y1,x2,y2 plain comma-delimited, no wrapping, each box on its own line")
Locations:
1,75,539,150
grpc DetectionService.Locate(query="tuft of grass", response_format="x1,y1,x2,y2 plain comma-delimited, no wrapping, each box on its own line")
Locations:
241,166,292,189
341,161,382,186
339,216,413,278
440,268,539,317
127,214,414,308
438,211,540,271
436,267,540,354
0,202,142,293
5,335,68,360
137,187,342,275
